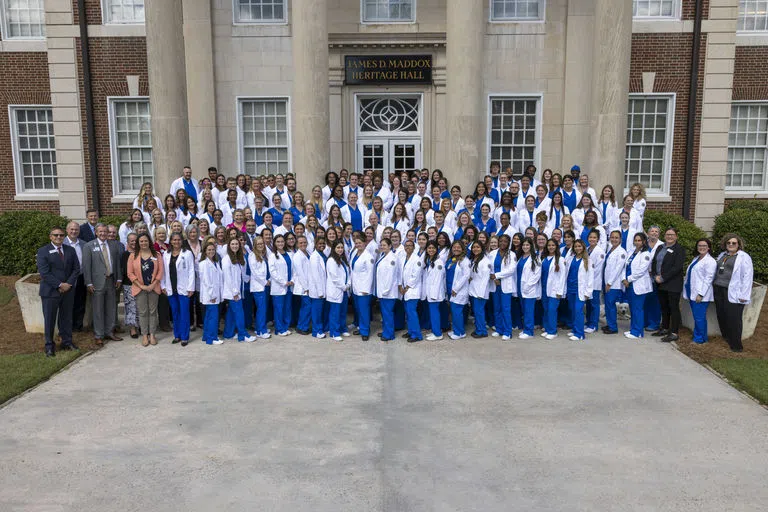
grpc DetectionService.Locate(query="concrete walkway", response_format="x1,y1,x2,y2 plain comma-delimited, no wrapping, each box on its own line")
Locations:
1,326,767,512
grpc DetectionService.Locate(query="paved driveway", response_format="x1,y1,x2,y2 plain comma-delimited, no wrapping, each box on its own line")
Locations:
1,330,767,512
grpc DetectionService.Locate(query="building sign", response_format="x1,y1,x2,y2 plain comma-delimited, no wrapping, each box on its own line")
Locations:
345,55,432,85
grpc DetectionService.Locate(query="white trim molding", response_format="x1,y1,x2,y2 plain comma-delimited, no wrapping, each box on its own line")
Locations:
235,95,293,176
8,104,59,200
107,96,153,201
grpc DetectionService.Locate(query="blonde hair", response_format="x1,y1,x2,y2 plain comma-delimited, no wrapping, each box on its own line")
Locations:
630,182,647,200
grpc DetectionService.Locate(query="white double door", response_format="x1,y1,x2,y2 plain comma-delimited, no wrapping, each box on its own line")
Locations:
357,139,422,179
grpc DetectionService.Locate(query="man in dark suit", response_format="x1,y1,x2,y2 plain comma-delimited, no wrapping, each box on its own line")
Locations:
63,221,86,331
82,224,123,345
79,209,99,243
651,227,686,343
244,219,257,251
36,227,80,357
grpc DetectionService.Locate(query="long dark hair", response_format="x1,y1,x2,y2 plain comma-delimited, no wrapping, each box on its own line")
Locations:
329,240,349,267
520,237,539,270
424,240,440,268
470,239,487,272
546,238,561,272
136,233,157,258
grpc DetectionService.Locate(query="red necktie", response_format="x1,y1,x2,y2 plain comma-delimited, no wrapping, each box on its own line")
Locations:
57,246,64,261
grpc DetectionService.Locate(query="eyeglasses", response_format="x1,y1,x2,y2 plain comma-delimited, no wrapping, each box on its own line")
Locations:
727,241,738,245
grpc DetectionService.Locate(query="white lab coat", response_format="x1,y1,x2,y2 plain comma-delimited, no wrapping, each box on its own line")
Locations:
449,258,471,305
587,245,606,293
267,251,291,296
435,224,454,242
308,252,327,299
118,222,134,247
424,259,446,302
683,254,716,302
603,246,628,292
198,258,223,305
247,254,269,293
340,204,369,229
365,210,391,229
618,227,640,253
443,210,458,232
221,254,245,301
375,186,393,211
292,250,311,296
597,201,619,231
401,252,423,301
496,224,517,239
567,256,593,301
516,208,538,231
716,250,754,304
534,197,552,216
546,206,571,230
162,250,196,296
350,249,375,295
269,187,292,210
517,255,542,300
611,208,643,232
571,208,603,231
633,198,647,217
468,255,493,300
325,258,349,304
217,188,247,211
625,250,653,295
375,250,401,300
489,249,517,295
388,217,411,240
170,177,200,201
543,256,567,298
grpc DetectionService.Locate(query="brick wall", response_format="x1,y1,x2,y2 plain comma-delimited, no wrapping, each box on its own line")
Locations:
682,0,709,20
75,37,149,217
0,52,59,213
629,33,706,219
72,0,103,25
732,47,768,101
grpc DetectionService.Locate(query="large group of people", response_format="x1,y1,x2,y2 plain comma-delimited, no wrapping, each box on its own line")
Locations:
37,163,754,357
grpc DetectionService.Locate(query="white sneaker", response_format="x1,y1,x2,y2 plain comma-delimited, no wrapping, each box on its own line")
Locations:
342,332,351,337
448,332,462,340
243,335,257,343
491,331,501,337
332,336,343,342
314,333,326,339
567,332,574,337
569,335,583,341
518,333,532,339
624,332,639,339
501,335,511,341
278,331,290,337
210,339,224,345
259,333,271,339
584,327,596,334
544,333,558,340
426,334,444,341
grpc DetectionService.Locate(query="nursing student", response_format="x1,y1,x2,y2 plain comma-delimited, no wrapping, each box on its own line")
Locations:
292,235,313,336
247,236,271,339
308,237,329,339
446,240,471,340
376,238,400,342
622,233,653,340
401,239,424,343
566,239,592,341
268,234,293,337
468,240,492,338
683,238,717,344
602,231,628,335
162,233,196,346
199,241,224,345
222,237,257,343
326,240,351,342
489,235,516,340
517,237,542,339
424,241,447,341
585,230,606,334
350,234,375,341
540,239,566,339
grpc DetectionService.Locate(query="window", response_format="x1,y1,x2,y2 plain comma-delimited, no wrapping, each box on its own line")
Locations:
234,0,286,23
624,95,675,194
0,0,46,39
727,103,768,190
103,0,145,24
488,97,539,174
10,107,57,194
738,0,768,32
362,0,415,23
490,0,544,21
632,0,678,18
109,99,153,196
239,98,290,175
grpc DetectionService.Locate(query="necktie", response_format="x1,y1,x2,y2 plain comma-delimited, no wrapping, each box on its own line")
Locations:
57,246,64,261
101,242,112,276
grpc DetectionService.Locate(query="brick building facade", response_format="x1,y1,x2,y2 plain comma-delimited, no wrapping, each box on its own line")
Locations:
0,0,765,231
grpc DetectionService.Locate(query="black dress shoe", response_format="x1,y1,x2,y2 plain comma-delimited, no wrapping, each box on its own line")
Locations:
190,326,196,332
652,329,669,337
60,342,78,351
45,348,55,357
471,331,488,339
362,336,369,341
661,333,679,343
732,347,743,353
401,332,410,339
603,329,618,334
172,338,181,344
181,340,189,347
377,331,383,337
407,338,422,343
353,330,360,335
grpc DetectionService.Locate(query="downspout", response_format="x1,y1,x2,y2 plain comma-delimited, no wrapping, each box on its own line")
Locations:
683,0,704,220
78,0,100,213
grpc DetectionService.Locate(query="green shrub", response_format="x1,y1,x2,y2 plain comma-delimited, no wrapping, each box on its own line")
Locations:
713,208,768,283
0,211,70,276
725,199,768,214
643,209,707,265
99,214,126,228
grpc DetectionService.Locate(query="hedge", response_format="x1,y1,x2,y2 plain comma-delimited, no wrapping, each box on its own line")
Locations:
642,209,707,265
725,199,768,214
713,208,768,283
99,215,126,229
0,211,70,276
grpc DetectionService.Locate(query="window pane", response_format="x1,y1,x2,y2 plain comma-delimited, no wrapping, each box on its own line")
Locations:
3,0,46,39
727,103,768,189
489,98,538,174
235,0,287,22
107,0,145,23
363,0,416,22
624,96,671,194
633,0,676,18
491,0,542,20
738,0,768,32
13,107,57,192
112,100,154,195
240,99,290,176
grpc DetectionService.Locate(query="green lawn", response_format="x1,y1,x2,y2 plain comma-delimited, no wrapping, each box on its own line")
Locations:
0,351,82,405
0,285,13,306
709,358,768,405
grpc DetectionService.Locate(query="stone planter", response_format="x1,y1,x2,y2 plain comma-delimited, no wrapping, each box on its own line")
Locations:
680,282,766,340
15,274,92,334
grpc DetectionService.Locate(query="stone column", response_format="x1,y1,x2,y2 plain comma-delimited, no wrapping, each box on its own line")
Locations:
182,0,218,174
292,0,330,186
445,0,484,195
145,0,190,195
589,0,633,192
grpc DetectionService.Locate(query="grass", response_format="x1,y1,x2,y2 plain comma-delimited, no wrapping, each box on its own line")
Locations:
0,285,13,306
0,351,82,405
709,358,768,405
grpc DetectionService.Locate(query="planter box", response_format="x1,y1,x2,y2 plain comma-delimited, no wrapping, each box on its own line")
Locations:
15,274,92,334
680,282,766,340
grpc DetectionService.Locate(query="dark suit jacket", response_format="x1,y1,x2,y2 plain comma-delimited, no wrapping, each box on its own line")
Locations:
79,223,97,243
651,242,685,293
37,244,80,298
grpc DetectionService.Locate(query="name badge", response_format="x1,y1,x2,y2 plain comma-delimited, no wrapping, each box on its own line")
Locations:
49,249,58,254
92,247,101,252
667,248,674,253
